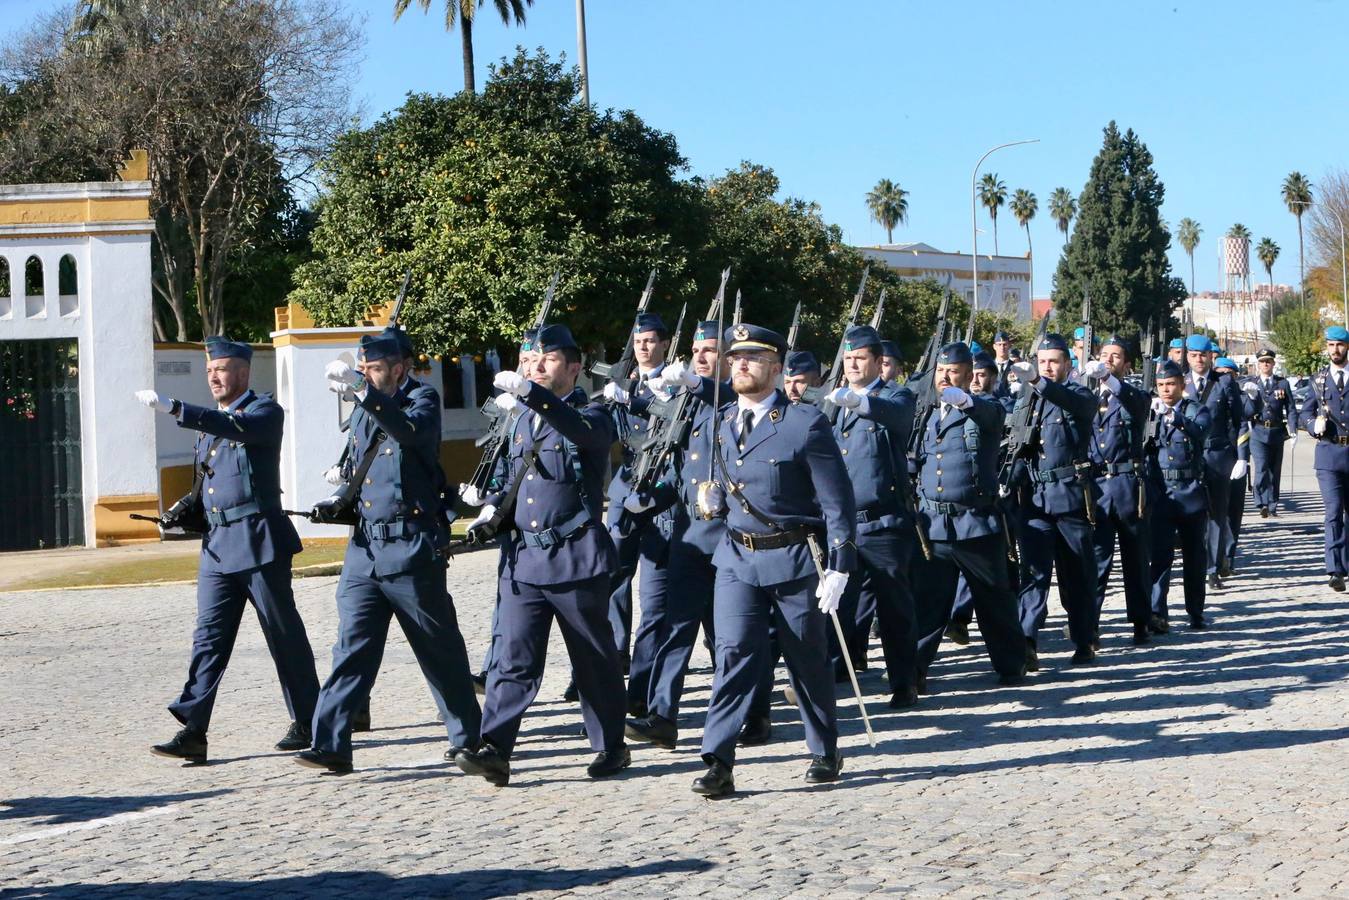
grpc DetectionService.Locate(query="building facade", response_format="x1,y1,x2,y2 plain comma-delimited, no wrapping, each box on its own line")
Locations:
859,242,1035,320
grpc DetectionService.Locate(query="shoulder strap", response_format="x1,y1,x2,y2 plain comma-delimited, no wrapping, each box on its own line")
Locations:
714,415,782,533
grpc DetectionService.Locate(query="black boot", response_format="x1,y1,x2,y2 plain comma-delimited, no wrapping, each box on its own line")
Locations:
352,706,372,733
294,748,352,775
737,715,772,747
805,754,842,783
273,721,311,752
1131,624,1150,646
151,727,207,764
586,745,632,778
456,743,510,786
944,621,970,646
625,714,677,749
691,760,735,798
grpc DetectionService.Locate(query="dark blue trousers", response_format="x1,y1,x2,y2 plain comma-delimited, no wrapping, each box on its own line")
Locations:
1250,436,1285,509
481,573,626,756
607,519,670,676
169,557,319,734
1092,508,1152,631
644,540,716,723
626,528,674,711
914,534,1025,680
1226,474,1247,570
1017,509,1097,648
1317,468,1349,576
829,529,916,693
701,570,836,768
1202,454,1234,574
312,562,481,760
1149,503,1208,620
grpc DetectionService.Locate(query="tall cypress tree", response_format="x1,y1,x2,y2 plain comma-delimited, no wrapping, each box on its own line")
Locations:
1051,122,1187,336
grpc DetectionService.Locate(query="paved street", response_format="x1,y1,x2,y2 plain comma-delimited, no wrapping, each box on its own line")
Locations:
2,440,1347,898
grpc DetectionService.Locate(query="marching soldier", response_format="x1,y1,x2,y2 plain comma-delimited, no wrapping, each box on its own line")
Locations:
1300,326,1349,593
992,331,1014,388
972,350,1013,409
1087,335,1154,646
912,342,1027,687
1215,356,1258,576
1167,338,1187,371
1248,348,1294,517
625,320,730,749
690,324,856,798
1147,360,1213,629
783,349,823,402
296,331,481,775
456,324,632,785
826,324,919,709
1010,334,1100,665
1182,335,1255,590
880,340,905,384
137,338,320,764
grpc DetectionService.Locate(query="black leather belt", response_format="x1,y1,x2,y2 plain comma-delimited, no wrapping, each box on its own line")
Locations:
1161,467,1201,482
1031,463,1082,483
1322,435,1349,446
727,524,817,551
856,501,899,524
205,500,278,526
1095,461,1138,475
919,498,996,517
364,517,436,541
520,509,591,549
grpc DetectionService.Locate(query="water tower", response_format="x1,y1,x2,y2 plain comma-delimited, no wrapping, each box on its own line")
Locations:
1221,234,1253,356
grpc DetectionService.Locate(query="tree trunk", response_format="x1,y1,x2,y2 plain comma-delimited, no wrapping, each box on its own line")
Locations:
1297,215,1306,298
1025,224,1033,312
992,213,999,255
461,15,475,94
885,224,892,243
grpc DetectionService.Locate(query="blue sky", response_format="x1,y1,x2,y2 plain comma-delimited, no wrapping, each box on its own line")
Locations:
6,0,1346,296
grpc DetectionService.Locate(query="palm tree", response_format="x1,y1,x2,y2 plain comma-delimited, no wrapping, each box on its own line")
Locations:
1048,187,1076,247
978,173,1008,254
865,178,909,244
1282,171,1313,293
1177,218,1202,297
394,0,533,94
1227,223,1252,240
1009,189,1037,308
1256,237,1280,294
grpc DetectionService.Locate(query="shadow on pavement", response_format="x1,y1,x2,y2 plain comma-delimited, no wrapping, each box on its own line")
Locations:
0,790,230,826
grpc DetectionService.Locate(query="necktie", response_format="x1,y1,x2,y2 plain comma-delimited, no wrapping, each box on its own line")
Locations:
741,408,755,442
1338,372,1345,393
1196,377,1205,395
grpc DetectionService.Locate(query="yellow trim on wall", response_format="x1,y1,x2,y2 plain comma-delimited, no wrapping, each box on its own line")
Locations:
0,197,151,226
271,330,376,348
93,493,160,546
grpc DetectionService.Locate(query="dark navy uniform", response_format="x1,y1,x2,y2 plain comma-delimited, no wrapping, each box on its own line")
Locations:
1013,340,1100,656
698,325,857,782
1147,379,1212,625
159,344,320,748
1181,337,1246,578
1247,353,1294,513
1300,336,1349,585
308,334,481,769
1088,358,1154,640
913,343,1026,684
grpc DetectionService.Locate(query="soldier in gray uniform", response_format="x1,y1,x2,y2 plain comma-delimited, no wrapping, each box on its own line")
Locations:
1247,348,1294,517
690,324,857,798
137,337,320,764
295,331,481,774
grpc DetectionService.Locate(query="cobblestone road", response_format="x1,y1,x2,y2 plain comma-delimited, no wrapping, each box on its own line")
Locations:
2,443,1347,897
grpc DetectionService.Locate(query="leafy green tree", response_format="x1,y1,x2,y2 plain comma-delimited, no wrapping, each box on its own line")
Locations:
1269,303,1323,375
1282,171,1313,290
1050,121,1187,334
1048,187,1076,247
1257,237,1280,292
978,173,1007,254
393,0,532,94
1176,217,1201,295
865,178,908,243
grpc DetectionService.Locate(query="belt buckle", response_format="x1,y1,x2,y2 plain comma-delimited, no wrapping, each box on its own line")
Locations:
740,530,755,550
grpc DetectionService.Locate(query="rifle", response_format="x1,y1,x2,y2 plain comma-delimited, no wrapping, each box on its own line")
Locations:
998,306,1055,497
1141,316,1157,394
1080,288,1096,388
464,270,561,494
590,267,658,389
666,302,688,365
817,266,870,423
914,278,954,375
963,296,976,345
869,288,887,331
732,289,744,326
786,301,803,352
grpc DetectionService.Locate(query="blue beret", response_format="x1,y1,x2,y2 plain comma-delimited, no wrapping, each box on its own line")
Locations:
725,322,787,358
993,330,1012,342
1215,357,1236,370
1256,348,1276,361
382,325,413,358
879,340,903,361
1073,326,1085,339
1327,326,1349,342
972,351,996,371
358,333,401,363
1184,334,1211,352
204,336,252,362
785,350,820,376
936,341,972,365
1101,334,1131,352
537,323,578,353
969,340,984,354
633,313,668,337
692,320,720,343
843,324,882,352
1039,333,1070,353
1169,338,1184,349
1157,359,1185,379
520,328,539,352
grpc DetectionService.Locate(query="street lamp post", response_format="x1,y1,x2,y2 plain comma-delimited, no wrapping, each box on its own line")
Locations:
1325,207,1349,327
972,139,1039,317
575,0,590,106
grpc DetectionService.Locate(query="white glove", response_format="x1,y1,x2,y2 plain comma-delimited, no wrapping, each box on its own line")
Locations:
602,382,631,404
1011,361,1036,383
134,389,173,414
1008,380,1026,396
323,465,344,486
328,378,354,399
325,360,362,386
1242,381,1259,397
470,504,496,529
459,483,485,507
1100,374,1122,396
1083,359,1108,380
1314,415,1327,436
492,393,521,414
940,386,972,409
1150,397,1168,416
815,569,849,615
660,359,699,390
494,370,529,397
828,386,862,409
623,493,656,514
1230,459,1248,481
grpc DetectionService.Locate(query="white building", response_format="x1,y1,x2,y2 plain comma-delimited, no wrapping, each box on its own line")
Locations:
858,242,1035,320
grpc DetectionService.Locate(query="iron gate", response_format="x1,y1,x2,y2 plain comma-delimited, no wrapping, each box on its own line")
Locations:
0,339,83,550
